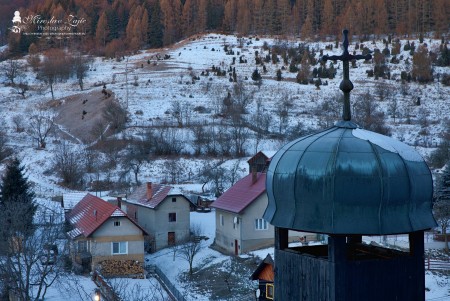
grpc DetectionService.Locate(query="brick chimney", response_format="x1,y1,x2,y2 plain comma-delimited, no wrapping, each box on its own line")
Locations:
252,168,257,184
117,196,122,209
146,182,153,200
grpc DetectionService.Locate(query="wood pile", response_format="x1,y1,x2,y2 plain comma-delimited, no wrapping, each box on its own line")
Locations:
98,260,144,278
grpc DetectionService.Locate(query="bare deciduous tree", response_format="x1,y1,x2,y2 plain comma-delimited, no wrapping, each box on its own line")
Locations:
14,81,29,98
108,278,171,301
52,142,85,189
0,130,13,161
72,53,92,91
229,115,249,157
103,100,128,132
164,159,183,184
3,59,22,86
0,202,65,301
275,94,293,134
122,138,150,185
353,90,391,135
37,49,72,100
388,97,400,123
27,110,55,149
177,224,205,276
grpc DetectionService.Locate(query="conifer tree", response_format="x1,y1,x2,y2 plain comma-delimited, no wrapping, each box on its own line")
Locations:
0,158,37,237
148,2,164,48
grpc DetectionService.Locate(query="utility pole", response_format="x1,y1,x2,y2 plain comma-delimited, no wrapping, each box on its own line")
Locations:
125,57,129,109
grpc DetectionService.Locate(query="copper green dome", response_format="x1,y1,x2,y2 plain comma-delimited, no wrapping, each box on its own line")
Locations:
263,121,437,235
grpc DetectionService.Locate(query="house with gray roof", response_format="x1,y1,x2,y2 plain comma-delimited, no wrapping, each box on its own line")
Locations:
122,182,191,252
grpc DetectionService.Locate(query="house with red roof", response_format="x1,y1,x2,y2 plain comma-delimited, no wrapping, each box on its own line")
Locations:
211,171,273,255
211,152,308,255
66,193,147,274
121,182,191,252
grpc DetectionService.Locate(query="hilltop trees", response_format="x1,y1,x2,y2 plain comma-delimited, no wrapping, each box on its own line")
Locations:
6,0,446,56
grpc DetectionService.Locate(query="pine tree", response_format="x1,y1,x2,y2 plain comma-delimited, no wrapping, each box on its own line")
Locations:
0,158,37,236
148,1,163,48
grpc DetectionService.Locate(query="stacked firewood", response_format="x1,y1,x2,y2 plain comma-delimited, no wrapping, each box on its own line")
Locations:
99,260,144,278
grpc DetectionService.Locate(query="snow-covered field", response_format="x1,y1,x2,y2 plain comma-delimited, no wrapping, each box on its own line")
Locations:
0,33,449,197
0,33,449,300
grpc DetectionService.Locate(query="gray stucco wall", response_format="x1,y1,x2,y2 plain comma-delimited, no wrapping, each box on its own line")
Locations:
125,196,190,251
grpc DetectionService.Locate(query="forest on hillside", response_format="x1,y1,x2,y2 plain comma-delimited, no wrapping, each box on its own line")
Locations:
1,0,448,57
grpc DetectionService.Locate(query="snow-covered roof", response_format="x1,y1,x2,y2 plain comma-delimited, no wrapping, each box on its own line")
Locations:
67,193,146,238
62,192,89,209
127,182,190,209
353,129,424,162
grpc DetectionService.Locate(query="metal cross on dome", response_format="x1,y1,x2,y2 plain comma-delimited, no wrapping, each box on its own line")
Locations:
322,29,372,121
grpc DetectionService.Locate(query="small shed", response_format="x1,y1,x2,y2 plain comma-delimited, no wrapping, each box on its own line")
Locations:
250,254,275,300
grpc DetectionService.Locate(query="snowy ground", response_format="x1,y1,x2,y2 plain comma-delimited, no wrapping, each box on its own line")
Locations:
148,210,450,301
0,33,449,199
1,33,449,300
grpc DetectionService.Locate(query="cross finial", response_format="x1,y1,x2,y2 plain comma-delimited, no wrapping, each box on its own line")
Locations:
322,29,372,121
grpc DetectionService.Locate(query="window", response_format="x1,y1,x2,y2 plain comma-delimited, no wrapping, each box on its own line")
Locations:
255,218,268,230
266,283,274,299
169,212,177,222
114,221,121,227
220,214,224,226
112,242,127,255
78,241,87,253
172,197,177,202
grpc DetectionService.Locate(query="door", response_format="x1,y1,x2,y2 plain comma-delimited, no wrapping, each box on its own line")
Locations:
234,239,238,255
168,232,175,246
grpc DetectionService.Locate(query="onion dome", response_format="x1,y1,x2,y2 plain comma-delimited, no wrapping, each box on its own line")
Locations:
264,120,436,235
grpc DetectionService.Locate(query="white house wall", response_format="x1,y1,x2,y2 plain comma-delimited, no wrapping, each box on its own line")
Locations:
153,196,190,250
126,196,190,252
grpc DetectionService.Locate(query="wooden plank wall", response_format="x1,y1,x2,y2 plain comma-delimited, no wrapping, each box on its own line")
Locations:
274,248,425,301
275,249,331,301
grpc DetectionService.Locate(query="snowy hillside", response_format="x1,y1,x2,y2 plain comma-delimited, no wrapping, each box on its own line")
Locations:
0,33,449,200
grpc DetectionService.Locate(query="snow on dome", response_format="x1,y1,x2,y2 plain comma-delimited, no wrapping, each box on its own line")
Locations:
352,128,424,162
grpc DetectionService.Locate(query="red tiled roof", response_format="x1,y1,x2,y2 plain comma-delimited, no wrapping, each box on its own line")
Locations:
67,193,127,238
211,173,266,213
127,183,173,208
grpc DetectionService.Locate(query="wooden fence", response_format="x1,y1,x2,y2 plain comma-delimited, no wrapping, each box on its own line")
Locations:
424,257,450,271
92,270,121,301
